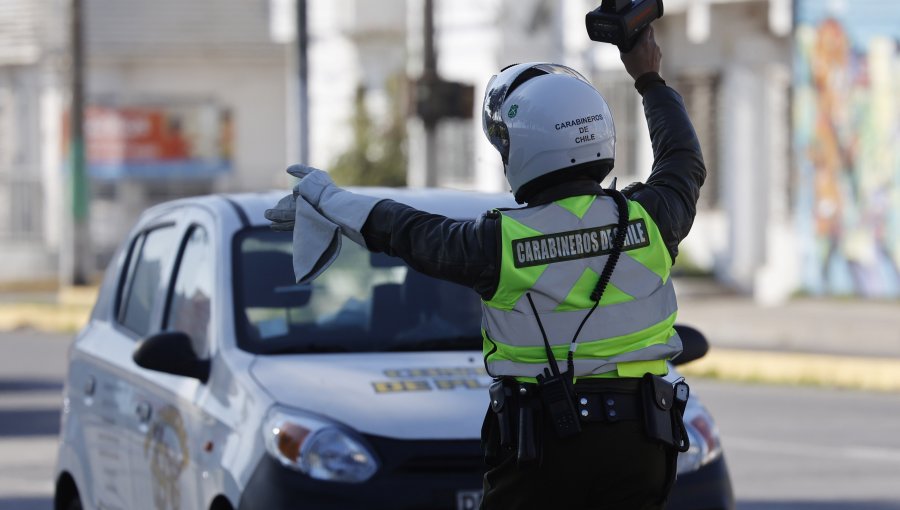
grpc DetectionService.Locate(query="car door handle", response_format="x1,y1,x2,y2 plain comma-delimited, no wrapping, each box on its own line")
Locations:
135,402,153,423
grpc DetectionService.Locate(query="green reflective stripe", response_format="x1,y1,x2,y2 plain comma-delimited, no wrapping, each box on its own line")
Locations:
581,198,669,282
622,200,671,281
555,194,595,219
505,201,582,234
510,255,590,312
483,194,680,379
485,327,681,378
593,282,633,306
616,360,668,377
606,252,663,298
482,278,677,348
555,270,636,311
490,214,544,309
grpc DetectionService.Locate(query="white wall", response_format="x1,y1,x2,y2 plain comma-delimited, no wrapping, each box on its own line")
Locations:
90,55,289,192
653,2,793,300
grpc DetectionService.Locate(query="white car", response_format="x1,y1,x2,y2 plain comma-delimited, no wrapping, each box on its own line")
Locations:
54,188,733,510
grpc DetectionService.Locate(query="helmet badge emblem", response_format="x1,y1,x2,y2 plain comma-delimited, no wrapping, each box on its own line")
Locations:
507,104,519,118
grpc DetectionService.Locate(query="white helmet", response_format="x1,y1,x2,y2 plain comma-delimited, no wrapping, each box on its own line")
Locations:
482,63,616,202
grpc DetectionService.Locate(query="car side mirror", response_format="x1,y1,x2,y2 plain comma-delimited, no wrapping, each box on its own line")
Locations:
672,324,709,366
133,331,210,383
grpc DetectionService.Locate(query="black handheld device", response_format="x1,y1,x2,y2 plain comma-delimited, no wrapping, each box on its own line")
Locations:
585,0,664,52
536,368,582,438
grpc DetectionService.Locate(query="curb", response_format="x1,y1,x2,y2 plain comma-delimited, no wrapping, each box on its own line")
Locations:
0,286,96,333
0,303,90,333
679,348,900,393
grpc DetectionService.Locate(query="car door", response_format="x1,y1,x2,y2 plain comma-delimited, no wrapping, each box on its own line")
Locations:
72,215,182,510
128,207,217,510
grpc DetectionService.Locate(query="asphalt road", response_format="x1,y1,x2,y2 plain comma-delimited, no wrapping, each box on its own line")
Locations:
0,330,70,510
690,379,900,509
1,330,899,510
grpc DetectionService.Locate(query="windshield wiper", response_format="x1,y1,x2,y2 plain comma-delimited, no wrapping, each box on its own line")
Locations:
265,343,350,355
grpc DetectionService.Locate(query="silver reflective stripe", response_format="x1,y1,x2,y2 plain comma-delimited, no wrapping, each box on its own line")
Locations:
580,195,617,225
510,250,661,313
603,253,663,299
487,196,678,378
483,278,677,348
504,201,572,233
486,330,682,377
504,197,663,305
514,256,591,312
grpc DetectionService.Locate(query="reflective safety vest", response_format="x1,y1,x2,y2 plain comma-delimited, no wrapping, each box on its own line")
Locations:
481,194,682,380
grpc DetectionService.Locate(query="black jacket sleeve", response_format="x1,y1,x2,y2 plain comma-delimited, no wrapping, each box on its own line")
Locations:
361,201,500,299
624,73,707,263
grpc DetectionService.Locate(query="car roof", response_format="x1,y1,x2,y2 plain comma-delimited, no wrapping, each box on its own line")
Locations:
216,187,520,227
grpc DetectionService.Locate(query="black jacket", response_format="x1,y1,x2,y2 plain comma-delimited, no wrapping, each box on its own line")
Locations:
361,74,706,301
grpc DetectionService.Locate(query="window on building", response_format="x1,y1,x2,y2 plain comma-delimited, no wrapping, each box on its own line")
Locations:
0,69,42,240
437,118,475,187
165,227,214,357
118,225,179,337
592,72,643,184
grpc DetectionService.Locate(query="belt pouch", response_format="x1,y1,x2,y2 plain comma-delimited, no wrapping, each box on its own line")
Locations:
672,380,691,452
488,380,513,449
641,373,676,447
517,399,539,467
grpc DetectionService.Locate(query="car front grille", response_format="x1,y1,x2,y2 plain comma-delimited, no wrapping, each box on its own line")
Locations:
363,435,485,476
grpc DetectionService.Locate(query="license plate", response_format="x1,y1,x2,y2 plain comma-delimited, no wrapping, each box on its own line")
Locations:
456,490,483,510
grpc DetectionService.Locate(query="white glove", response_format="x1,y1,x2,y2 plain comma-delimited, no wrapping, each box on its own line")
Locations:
264,188,299,231
266,164,384,247
263,164,320,231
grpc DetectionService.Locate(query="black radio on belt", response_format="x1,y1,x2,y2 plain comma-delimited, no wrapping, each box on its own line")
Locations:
585,0,664,52
536,368,582,438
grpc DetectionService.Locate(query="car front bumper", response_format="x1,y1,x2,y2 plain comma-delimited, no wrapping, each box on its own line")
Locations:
239,438,734,510
238,437,484,510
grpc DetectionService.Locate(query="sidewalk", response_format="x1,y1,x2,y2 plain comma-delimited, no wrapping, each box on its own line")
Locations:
0,287,95,333
673,278,900,392
0,281,898,391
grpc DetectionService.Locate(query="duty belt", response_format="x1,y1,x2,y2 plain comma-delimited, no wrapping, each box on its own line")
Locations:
572,379,642,423
491,377,644,424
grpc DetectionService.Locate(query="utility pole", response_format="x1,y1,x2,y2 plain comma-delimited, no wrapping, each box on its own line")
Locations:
296,0,309,164
413,0,474,187
421,0,438,187
66,0,92,286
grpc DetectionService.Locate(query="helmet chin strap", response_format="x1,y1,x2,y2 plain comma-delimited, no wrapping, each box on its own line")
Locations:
607,177,617,190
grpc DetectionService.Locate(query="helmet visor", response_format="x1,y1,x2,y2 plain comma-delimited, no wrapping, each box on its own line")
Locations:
482,63,592,164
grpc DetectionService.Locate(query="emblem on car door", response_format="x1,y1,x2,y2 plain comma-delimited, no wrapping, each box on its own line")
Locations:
144,405,190,510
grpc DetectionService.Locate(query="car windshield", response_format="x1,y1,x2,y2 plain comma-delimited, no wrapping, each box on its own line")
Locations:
234,228,484,354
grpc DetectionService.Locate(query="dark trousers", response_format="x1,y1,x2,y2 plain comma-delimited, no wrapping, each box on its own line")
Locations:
481,413,675,510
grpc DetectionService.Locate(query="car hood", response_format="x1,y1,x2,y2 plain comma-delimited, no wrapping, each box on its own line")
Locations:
249,352,491,440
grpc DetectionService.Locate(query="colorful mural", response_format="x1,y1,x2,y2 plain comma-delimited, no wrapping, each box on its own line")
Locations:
794,0,900,297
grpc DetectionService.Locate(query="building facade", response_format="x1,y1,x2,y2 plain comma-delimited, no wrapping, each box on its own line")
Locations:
0,0,291,282
3,0,897,302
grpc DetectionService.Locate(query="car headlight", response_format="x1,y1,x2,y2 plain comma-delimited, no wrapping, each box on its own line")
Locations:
676,399,723,475
262,407,379,483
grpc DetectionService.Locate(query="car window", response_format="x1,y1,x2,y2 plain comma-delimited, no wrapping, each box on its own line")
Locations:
234,228,483,354
166,226,213,357
118,225,180,337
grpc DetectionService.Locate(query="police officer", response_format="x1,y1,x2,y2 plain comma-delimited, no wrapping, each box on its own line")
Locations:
268,25,703,510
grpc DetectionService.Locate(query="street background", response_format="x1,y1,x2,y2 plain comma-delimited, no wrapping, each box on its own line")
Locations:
1,0,899,509
2,279,900,509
